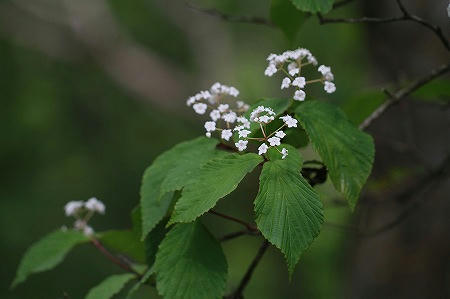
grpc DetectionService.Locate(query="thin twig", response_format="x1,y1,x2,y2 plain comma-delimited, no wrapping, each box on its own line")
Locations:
91,238,142,278
226,240,270,299
359,62,450,130
209,210,258,231
186,1,273,27
318,0,449,51
220,229,261,242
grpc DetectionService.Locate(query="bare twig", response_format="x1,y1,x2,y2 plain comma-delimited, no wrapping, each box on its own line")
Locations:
209,210,258,232
186,1,273,27
359,62,450,130
226,240,270,299
91,238,142,278
318,0,449,51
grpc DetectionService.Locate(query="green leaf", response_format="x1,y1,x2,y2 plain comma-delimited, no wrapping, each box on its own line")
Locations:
85,273,136,299
254,145,323,274
145,218,169,267
154,221,227,299
296,101,374,210
170,153,263,224
12,230,89,288
126,267,154,299
271,0,306,41
140,137,219,239
290,0,334,13
99,230,145,263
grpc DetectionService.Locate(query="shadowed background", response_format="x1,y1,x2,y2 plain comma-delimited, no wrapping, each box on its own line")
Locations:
1,0,449,298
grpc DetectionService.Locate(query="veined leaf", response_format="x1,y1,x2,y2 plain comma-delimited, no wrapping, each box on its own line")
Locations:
170,153,263,224
85,273,136,299
271,0,306,41
154,221,227,299
12,230,89,288
140,137,220,239
290,0,334,13
254,145,323,274
296,101,374,210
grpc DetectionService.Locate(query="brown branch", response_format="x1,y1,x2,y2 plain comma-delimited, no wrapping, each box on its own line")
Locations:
186,1,273,27
359,62,450,130
318,0,449,51
91,238,142,278
209,210,258,232
226,240,270,299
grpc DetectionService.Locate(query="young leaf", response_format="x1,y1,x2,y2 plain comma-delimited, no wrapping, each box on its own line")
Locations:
85,273,136,299
154,221,227,299
290,0,334,13
99,230,145,263
296,101,375,210
140,137,220,239
271,0,306,41
255,145,323,274
12,230,89,288
169,153,263,224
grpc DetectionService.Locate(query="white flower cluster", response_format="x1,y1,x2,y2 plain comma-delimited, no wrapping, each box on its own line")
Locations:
186,82,251,139
234,105,298,159
264,48,336,100
64,197,105,236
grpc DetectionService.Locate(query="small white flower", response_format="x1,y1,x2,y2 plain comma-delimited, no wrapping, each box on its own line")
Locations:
275,131,286,138
210,82,221,93
264,64,277,77
83,226,94,236
186,97,196,106
318,65,331,75
85,197,105,214
289,68,300,76
281,148,288,159
237,116,251,128
267,136,281,146
281,77,291,89
287,62,298,71
280,115,298,128
235,140,248,151
258,115,273,124
206,132,211,138
324,81,336,93
234,125,244,132
229,87,239,97
292,77,306,88
218,104,229,113
74,219,85,230
222,111,237,123
324,72,334,81
204,121,216,132
307,55,318,66
64,201,84,216
238,129,251,138
193,103,207,115
221,129,233,141
258,143,268,155
293,90,306,101
209,109,221,121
